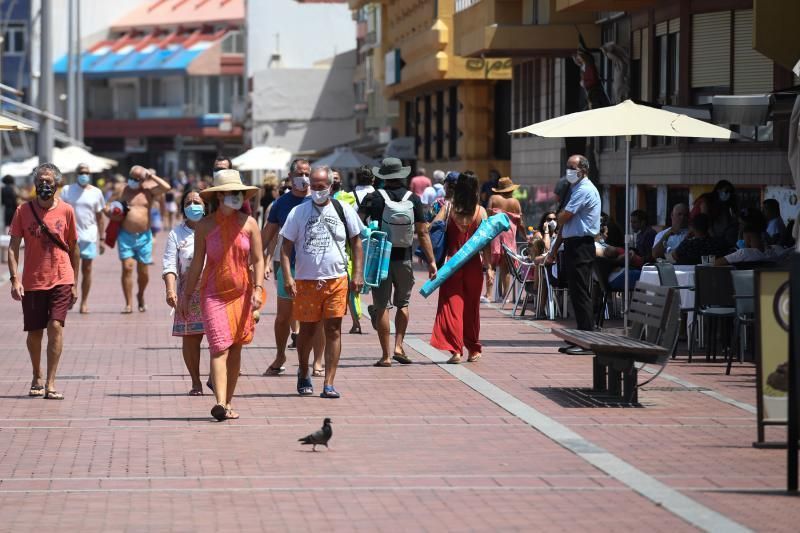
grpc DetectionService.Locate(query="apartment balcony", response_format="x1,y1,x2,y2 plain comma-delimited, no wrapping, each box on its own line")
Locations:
385,21,449,96
453,0,600,57
555,0,657,12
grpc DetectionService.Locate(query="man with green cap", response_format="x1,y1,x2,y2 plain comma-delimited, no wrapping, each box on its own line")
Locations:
359,158,437,367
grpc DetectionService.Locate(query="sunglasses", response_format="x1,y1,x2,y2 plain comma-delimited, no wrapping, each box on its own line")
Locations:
546,217,557,222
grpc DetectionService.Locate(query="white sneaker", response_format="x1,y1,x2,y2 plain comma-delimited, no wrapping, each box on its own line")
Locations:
479,296,490,303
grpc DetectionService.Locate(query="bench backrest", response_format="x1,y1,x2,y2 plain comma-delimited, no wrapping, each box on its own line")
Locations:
628,282,679,357
628,282,670,343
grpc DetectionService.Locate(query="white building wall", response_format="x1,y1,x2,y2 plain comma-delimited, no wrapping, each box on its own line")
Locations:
247,0,356,72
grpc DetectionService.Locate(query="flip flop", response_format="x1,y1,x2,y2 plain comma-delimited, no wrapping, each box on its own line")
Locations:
225,408,240,420
349,325,362,334
28,385,45,397
392,353,412,365
121,307,133,314
44,390,64,400
373,360,392,367
320,385,340,399
312,368,324,377
467,353,482,363
188,388,203,396
446,355,462,365
262,365,286,376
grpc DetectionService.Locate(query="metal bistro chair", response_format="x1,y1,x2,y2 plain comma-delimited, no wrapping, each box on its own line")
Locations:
688,265,736,363
501,243,536,317
655,261,694,358
727,270,755,375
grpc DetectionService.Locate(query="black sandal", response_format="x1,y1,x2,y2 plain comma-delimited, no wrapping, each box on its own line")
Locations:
29,385,45,397
211,404,227,421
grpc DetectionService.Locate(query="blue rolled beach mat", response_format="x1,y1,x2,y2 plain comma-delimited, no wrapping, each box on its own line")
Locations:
419,213,511,298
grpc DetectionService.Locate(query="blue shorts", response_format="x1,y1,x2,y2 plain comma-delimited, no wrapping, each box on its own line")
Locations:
274,262,295,300
117,229,153,264
78,240,97,260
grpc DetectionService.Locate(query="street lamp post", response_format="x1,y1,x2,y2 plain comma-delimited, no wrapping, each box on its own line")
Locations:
37,0,54,162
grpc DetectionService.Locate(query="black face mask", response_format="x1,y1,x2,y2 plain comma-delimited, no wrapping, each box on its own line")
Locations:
36,181,55,200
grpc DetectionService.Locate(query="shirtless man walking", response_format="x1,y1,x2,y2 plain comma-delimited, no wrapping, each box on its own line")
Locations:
109,166,171,313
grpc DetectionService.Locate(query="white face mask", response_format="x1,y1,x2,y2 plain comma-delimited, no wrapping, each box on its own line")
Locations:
311,188,330,205
292,175,310,191
223,192,244,210
566,169,580,184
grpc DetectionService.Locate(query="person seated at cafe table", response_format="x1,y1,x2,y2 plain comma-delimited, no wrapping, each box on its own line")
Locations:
668,213,731,265
714,222,783,266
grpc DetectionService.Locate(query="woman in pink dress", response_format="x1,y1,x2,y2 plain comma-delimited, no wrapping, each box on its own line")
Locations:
430,172,491,364
181,170,265,421
485,177,524,303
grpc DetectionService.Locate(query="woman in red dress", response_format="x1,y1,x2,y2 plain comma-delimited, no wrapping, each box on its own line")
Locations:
430,172,492,364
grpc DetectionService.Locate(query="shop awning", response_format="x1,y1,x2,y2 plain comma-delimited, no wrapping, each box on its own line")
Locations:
53,29,230,78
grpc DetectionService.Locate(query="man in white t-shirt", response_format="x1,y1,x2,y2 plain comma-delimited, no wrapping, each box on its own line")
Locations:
715,222,783,266
280,166,364,399
60,163,105,314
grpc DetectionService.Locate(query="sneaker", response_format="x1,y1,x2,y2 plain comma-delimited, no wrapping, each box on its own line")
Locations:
479,296,490,304
296,369,313,396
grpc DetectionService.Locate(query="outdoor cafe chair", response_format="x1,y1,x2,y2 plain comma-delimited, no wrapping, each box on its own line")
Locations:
688,265,736,363
727,269,755,375
655,261,694,357
501,243,537,317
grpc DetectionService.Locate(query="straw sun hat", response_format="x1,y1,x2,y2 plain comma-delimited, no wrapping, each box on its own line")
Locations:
200,169,259,201
492,177,519,194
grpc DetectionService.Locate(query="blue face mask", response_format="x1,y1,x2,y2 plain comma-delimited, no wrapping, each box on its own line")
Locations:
736,239,746,250
128,179,141,190
184,204,205,222
77,174,91,186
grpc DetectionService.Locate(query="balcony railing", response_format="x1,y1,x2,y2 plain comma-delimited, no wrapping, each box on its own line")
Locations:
455,0,481,14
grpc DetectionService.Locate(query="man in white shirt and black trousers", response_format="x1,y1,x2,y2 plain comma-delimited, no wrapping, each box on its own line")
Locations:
548,154,601,356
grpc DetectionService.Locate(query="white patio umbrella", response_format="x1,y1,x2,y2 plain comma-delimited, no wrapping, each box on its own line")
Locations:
55,145,118,173
510,99,736,330
233,146,292,171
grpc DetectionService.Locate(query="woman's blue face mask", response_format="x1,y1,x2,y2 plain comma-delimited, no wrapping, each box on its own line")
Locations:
184,204,205,222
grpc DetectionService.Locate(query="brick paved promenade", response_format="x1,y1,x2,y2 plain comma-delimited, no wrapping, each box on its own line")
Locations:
0,236,797,532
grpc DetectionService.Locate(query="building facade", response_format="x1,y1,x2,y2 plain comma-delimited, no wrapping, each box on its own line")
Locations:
452,0,797,225
54,0,246,177
350,0,513,179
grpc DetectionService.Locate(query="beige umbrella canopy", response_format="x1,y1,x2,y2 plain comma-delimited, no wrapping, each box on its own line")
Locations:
0,115,33,132
510,99,736,329
510,99,736,138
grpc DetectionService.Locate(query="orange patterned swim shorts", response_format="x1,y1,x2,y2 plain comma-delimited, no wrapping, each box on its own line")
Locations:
293,276,348,323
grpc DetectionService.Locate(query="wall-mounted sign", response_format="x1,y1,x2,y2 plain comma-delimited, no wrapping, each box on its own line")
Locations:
465,57,512,78
385,49,402,86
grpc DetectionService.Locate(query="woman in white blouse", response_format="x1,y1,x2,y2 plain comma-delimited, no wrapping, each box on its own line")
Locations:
163,191,207,395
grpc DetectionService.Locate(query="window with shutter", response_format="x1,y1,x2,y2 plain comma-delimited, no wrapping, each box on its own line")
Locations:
733,9,773,95
691,11,732,89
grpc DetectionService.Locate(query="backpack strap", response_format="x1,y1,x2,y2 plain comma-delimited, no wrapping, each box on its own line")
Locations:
378,189,390,202
330,198,353,239
401,191,413,202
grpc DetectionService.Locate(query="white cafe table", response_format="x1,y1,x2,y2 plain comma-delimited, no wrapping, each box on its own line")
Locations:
639,264,696,335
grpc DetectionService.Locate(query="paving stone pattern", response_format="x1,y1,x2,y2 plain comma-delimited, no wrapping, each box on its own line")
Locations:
0,238,797,531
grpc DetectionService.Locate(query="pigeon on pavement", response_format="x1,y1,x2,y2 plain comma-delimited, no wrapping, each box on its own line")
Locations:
298,418,332,451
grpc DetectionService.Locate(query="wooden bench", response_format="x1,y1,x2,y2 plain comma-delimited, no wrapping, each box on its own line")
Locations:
553,283,680,404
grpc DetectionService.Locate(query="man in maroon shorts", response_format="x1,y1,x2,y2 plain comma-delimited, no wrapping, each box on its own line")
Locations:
7,163,79,400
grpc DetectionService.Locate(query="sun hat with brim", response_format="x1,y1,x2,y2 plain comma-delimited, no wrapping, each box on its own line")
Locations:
492,177,519,194
200,169,259,201
372,157,411,181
